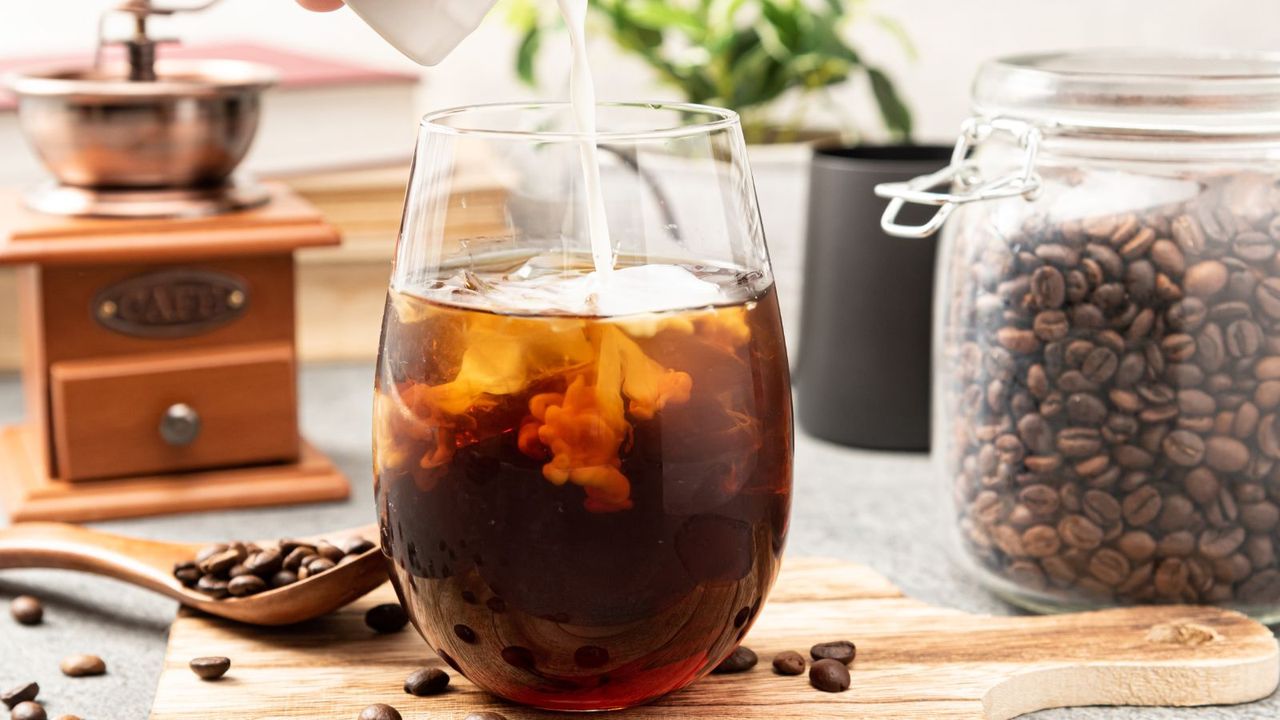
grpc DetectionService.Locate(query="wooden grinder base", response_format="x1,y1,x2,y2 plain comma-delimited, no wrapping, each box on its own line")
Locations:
150,557,1279,719
0,184,351,523
0,425,349,523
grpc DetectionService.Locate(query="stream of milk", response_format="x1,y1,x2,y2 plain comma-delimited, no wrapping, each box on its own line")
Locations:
557,0,614,278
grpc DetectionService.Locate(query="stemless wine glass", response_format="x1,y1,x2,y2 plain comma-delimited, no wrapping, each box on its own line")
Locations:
373,102,793,711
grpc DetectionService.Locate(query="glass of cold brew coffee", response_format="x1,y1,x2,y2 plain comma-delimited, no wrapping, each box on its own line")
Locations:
374,102,792,710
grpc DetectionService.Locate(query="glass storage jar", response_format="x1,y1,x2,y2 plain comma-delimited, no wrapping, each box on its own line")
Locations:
879,50,1280,621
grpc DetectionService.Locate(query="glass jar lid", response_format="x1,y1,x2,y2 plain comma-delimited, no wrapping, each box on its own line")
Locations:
972,49,1280,137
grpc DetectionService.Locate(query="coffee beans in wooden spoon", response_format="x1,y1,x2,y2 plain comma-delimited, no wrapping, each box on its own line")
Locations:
175,535,375,600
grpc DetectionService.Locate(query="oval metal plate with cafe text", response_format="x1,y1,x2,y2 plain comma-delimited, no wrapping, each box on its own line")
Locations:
93,269,250,339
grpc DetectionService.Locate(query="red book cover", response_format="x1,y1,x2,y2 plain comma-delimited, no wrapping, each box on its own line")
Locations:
0,41,418,111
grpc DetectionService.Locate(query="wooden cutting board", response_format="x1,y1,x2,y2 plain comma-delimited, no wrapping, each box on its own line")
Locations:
149,557,1279,719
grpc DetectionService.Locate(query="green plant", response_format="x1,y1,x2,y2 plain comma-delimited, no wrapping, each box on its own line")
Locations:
506,0,914,144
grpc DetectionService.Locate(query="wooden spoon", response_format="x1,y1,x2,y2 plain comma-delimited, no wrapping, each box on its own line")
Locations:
0,521,388,625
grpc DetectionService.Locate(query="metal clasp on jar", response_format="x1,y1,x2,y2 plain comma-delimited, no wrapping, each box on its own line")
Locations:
874,117,1045,238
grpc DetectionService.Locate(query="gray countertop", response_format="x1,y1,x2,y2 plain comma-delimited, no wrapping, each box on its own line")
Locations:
1,363,1276,719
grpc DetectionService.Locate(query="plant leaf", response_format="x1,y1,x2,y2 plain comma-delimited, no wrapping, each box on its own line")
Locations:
867,66,913,140
873,13,918,61
516,25,542,86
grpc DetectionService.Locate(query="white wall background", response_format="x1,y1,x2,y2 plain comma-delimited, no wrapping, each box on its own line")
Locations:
1,0,1279,144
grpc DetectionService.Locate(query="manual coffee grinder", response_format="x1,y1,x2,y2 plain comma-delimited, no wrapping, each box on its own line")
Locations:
0,0,349,522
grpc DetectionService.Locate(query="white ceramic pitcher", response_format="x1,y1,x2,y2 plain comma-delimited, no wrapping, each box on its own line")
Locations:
343,0,498,65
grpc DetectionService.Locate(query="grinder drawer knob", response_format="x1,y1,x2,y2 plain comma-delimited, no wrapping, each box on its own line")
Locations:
159,403,201,446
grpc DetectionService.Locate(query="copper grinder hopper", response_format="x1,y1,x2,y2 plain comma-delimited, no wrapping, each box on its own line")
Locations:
7,0,278,218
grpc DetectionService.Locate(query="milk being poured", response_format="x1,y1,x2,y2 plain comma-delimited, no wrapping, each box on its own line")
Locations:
557,0,614,277
346,0,733,316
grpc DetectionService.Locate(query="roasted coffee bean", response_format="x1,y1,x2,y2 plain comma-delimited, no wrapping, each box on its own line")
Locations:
1,683,37,710
315,542,345,563
358,704,402,720
305,558,336,575
1059,515,1104,550
270,570,299,588
189,656,231,681
1031,266,1066,309
1117,531,1157,562
244,548,283,577
342,537,376,555
195,574,230,599
59,654,106,677
282,547,314,572
365,603,409,634
1161,430,1206,466
173,561,202,587
227,575,267,597
1089,548,1132,586
1185,260,1229,297
712,646,758,674
403,667,450,696
1199,527,1247,559
463,713,509,720
1206,436,1251,472
810,640,856,665
809,658,851,693
10,702,45,720
772,650,807,676
198,548,243,576
1058,428,1103,457
10,596,42,625
1033,311,1070,341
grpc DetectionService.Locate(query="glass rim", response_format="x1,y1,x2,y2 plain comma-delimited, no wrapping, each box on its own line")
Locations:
419,101,741,142
973,48,1280,136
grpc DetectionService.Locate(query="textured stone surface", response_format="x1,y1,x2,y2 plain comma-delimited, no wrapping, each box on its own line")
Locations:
0,364,1275,718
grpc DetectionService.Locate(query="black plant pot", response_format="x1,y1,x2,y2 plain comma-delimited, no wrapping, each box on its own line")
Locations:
795,145,952,451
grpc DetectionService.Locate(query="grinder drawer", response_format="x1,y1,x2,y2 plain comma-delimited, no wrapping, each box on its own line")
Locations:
49,343,299,481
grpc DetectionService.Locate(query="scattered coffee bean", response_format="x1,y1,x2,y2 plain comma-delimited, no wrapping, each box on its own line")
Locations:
463,713,508,720
948,178,1280,609
53,715,82,720
189,656,231,681
358,704,401,720
10,596,42,626
10,702,45,720
1,683,37,710
403,667,450,696
809,640,856,665
772,650,806,676
809,658,851,693
177,535,374,601
711,646,758,674
59,654,106,677
365,603,409,634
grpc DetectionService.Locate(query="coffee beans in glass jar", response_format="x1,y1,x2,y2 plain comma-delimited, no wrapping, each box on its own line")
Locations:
883,51,1280,622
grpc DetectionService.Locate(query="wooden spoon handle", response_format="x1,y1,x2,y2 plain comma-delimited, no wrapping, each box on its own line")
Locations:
0,521,186,599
